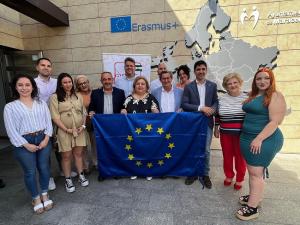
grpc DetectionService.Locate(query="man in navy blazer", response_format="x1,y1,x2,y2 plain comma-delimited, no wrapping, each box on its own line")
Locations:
89,72,125,115
181,60,218,189
151,71,183,112
88,72,125,181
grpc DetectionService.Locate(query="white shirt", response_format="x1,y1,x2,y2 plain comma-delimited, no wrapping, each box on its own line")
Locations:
150,79,162,92
103,93,113,114
115,75,135,97
161,87,175,112
35,75,57,104
4,100,53,147
197,80,206,111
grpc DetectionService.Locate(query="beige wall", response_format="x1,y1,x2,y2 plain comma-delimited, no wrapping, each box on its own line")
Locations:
0,4,23,49
1,0,299,152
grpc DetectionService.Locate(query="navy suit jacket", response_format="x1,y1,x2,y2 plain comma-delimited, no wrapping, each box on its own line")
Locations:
181,80,218,128
151,86,183,112
89,87,125,114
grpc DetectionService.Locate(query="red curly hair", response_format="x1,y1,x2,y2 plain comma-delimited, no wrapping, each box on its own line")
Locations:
244,67,276,107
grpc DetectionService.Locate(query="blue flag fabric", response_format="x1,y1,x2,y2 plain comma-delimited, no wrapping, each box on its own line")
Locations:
92,112,207,177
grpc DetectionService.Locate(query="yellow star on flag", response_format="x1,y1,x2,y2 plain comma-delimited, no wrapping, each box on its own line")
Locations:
147,162,153,168
165,133,171,139
136,161,142,167
135,128,142,135
127,135,133,142
157,127,164,135
165,153,172,159
128,154,134,160
168,143,175,149
145,124,153,132
158,160,164,166
125,144,132,151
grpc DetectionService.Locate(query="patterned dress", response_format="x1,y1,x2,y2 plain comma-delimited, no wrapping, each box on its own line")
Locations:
123,93,159,113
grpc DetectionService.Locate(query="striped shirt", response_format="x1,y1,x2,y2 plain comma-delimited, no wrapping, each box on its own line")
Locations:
4,99,53,147
215,92,247,135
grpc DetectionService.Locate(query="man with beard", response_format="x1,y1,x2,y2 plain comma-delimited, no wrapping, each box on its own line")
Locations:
34,58,58,191
88,71,126,181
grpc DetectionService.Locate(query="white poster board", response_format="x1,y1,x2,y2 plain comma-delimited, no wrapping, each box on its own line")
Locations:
102,53,152,83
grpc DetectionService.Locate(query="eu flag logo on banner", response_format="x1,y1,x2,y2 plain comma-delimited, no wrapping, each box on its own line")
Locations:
111,16,132,33
93,112,207,177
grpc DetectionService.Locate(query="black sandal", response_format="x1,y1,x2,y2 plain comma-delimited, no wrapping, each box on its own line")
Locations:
236,205,259,221
239,195,249,205
239,195,262,207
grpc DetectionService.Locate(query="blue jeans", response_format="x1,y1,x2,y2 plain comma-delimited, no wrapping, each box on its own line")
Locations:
14,133,51,199
204,126,213,176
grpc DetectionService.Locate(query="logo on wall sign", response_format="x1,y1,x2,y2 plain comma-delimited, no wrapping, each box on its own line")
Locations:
111,16,132,33
110,16,178,33
240,6,260,29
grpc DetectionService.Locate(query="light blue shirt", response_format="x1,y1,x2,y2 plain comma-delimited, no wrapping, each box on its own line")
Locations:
115,75,135,97
35,75,57,104
4,100,53,147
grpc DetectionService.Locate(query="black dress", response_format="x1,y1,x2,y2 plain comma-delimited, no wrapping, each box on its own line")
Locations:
123,93,159,113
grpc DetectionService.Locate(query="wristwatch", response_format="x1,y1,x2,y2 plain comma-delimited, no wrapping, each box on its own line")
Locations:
82,125,86,129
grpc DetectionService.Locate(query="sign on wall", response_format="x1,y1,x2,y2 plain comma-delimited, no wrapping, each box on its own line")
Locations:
102,53,151,83
110,16,178,33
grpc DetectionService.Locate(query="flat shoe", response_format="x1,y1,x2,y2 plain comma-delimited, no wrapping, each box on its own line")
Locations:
224,179,232,186
234,183,242,190
32,201,44,214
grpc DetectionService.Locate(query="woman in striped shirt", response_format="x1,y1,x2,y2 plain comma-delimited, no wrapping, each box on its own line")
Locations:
4,74,53,214
214,73,247,190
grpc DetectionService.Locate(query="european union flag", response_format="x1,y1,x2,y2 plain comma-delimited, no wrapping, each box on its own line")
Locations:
111,16,132,33
93,112,207,177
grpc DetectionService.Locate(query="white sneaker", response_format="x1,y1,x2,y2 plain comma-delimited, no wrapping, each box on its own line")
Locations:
146,177,152,181
65,178,75,193
48,177,56,191
78,173,89,187
130,176,137,180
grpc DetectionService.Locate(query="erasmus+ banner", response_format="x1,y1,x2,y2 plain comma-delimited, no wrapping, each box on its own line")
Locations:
92,112,207,177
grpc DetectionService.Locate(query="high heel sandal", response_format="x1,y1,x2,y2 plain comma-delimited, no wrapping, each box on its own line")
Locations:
236,205,259,221
32,198,44,214
41,193,54,211
239,195,262,207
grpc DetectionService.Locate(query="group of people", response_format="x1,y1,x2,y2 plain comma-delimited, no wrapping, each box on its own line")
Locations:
3,56,286,221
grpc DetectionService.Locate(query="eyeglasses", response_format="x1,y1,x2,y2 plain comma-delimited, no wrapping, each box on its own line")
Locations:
78,81,88,86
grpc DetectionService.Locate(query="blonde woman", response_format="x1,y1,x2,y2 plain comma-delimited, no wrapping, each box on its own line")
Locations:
214,73,247,190
75,75,96,174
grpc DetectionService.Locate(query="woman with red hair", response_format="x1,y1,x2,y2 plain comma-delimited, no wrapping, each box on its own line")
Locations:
236,67,286,220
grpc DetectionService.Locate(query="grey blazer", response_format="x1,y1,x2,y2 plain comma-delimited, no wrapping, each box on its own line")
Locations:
151,86,183,112
181,80,218,128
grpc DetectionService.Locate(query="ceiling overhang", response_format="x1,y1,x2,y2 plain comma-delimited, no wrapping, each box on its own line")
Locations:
0,0,69,26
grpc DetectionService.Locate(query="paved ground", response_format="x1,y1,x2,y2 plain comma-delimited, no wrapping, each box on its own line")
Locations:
0,144,300,225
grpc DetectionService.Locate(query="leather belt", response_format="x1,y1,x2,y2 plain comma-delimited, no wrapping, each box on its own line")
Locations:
23,130,44,137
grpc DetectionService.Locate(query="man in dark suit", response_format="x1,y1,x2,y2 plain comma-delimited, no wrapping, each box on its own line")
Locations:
181,60,218,189
88,72,126,181
89,72,126,115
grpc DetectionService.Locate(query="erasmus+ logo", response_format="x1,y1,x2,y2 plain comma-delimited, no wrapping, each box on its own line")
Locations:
110,16,178,33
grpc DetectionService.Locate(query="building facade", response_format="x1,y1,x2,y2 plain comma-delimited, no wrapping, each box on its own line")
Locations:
0,0,299,153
